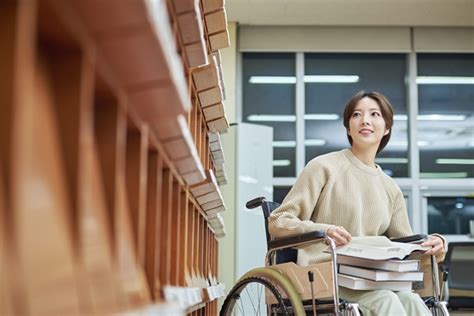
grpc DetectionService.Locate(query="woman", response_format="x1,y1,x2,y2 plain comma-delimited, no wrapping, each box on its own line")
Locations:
268,90,445,316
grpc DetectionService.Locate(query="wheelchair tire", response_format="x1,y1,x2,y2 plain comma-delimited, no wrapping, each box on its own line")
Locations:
220,276,288,315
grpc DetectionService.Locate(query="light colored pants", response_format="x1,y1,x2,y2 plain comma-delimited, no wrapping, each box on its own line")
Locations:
340,287,432,316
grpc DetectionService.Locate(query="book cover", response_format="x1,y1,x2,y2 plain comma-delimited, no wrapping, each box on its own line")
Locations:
339,264,424,282
337,274,413,291
336,255,420,272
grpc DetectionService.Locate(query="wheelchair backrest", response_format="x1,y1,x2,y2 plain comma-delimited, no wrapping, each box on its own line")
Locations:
261,200,299,264
444,242,474,291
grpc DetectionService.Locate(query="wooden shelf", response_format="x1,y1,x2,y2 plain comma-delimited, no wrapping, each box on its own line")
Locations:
204,9,228,35
202,0,224,13
209,30,231,51
1,0,227,314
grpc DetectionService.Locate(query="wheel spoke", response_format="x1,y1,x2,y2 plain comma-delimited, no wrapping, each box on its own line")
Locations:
220,276,289,316
257,282,262,314
244,286,258,314
237,296,245,315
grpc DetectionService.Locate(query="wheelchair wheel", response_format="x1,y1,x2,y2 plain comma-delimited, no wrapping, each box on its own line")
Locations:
220,267,305,316
220,276,288,315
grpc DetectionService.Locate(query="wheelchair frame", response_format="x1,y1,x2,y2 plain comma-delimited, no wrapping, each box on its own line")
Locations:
220,197,450,316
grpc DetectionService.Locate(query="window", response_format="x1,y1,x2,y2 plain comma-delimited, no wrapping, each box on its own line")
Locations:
417,54,474,179
241,52,473,236
242,53,296,177
273,186,291,204
427,197,474,235
304,54,409,177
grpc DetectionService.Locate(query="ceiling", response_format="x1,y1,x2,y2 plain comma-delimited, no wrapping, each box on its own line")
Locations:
226,0,474,27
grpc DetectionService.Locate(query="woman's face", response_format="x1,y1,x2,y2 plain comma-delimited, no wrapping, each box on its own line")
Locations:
347,97,389,149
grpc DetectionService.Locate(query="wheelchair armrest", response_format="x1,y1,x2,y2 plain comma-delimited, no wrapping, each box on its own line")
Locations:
390,234,427,243
268,230,326,251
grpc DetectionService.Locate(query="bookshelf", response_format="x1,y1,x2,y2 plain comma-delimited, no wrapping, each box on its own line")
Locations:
0,0,231,314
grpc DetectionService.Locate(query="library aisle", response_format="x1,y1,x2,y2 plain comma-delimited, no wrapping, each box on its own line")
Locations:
0,0,231,315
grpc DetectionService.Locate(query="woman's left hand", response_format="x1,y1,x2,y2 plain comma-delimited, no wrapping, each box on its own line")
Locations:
421,235,445,256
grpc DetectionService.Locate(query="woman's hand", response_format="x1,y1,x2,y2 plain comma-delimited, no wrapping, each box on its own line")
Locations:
326,225,352,246
421,235,445,256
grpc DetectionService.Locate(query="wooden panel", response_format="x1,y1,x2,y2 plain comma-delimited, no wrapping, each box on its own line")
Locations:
1,0,228,312
209,30,230,51
159,168,172,285
0,161,13,315
184,41,208,68
202,102,225,121
178,190,189,286
177,10,204,45
12,21,82,316
0,1,15,189
170,181,181,285
71,0,148,33
163,138,193,160
190,170,218,194
144,152,162,299
154,115,184,141
99,31,171,86
198,86,222,108
192,58,219,91
204,9,227,34
207,116,229,133
0,3,17,312
128,84,189,126
95,98,150,306
48,46,125,312
202,0,224,13
173,0,198,14
185,202,194,286
126,126,149,266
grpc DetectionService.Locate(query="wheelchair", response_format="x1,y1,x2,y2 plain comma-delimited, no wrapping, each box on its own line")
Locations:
220,197,450,315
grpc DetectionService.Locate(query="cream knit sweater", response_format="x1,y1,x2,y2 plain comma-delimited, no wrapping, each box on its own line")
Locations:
268,149,413,266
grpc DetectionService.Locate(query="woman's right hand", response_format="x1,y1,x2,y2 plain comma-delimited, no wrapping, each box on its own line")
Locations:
326,225,352,246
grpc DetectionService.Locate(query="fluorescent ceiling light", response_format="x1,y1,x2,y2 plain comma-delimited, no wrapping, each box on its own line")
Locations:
417,76,474,85
273,160,291,167
238,175,258,184
394,114,466,121
249,113,465,123
304,114,340,120
375,158,409,164
305,139,327,146
247,115,296,122
249,76,296,84
394,114,408,121
273,139,327,147
389,140,430,147
304,75,359,83
436,158,474,165
273,141,296,147
248,75,360,84
420,172,468,178
417,114,466,121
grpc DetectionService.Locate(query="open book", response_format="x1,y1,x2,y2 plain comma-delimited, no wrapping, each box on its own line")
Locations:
326,236,430,260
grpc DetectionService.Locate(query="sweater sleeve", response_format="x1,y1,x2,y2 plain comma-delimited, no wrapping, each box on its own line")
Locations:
385,189,413,238
268,160,332,238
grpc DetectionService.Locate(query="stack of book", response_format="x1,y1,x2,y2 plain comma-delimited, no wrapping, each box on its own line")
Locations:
327,236,428,291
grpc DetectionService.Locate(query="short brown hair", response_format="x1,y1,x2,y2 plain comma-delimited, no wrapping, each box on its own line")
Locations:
342,90,394,154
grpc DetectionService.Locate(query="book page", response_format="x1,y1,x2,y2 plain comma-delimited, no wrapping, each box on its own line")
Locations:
326,236,430,260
